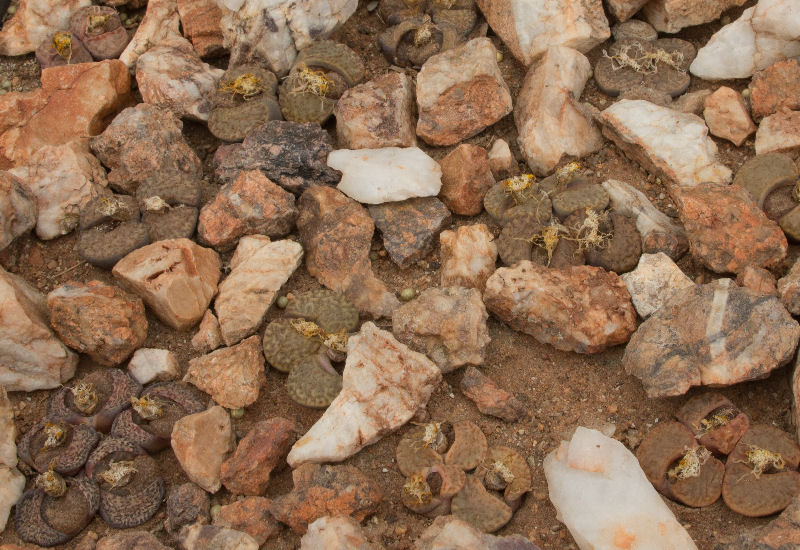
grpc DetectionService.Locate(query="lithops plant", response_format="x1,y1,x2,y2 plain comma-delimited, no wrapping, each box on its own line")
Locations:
15,471,100,547
396,421,453,477
722,425,800,517
676,392,749,456
444,420,487,471
85,436,165,528
278,41,365,124
110,382,206,452
479,446,532,510
380,0,478,36
35,31,93,68
483,174,553,227
18,420,100,476
401,463,466,517
69,5,129,60
551,178,610,221
451,474,513,533
136,172,202,242
286,353,343,409
76,191,149,269
583,211,642,274
208,64,282,142
47,369,142,433
378,15,461,68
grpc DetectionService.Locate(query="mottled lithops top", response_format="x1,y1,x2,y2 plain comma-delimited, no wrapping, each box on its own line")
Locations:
208,65,282,143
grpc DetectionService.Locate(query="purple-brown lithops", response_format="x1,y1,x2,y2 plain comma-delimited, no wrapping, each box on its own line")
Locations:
401,463,466,517
208,65,282,143
450,474,513,533
676,392,749,456
444,420,488,471
17,420,100,476
35,31,93,68
69,5,130,60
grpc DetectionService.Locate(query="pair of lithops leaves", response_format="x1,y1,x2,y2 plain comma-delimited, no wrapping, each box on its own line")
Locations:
278,41,365,125
77,173,201,269
36,5,130,68
378,0,478,68
397,420,531,533
487,170,642,273
262,289,359,408
734,152,800,241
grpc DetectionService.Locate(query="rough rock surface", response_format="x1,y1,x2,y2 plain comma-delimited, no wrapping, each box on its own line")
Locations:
0,60,131,170
484,262,637,354
47,280,148,366
749,59,800,120
487,138,518,180
392,287,490,373
184,335,266,409
515,46,603,175
475,0,609,66
113,238,222,331
606,0,649,22
0,266,77,391
737,265,778,296
460,366,526,422
621,253,695,318
623,279,800,398
643,0,747,33
177,0,225,58
416,38,513,146
96,532,171,550
368,198,451,268
220,418,297,495
287,322,442,467
171,405,235,493
165,482,210,535
300,516,380,550
0,386,24,533
178,524,258,550
127,348,180,385
215,237,303,345
0,0,91,56
715,495,800,549
334,72,416,149
297,186,398,318
440,224,498,293
438,144,495,215
191,310,223,353
416,516,540,550
779,257,800,315
601,100,732,189
119,0,182,68
703,86,756,146
755,110,800,156
0,172,36,250
676,183,787,273
214,497,281,546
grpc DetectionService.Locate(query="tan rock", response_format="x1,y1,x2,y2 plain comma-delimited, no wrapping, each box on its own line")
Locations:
749,59,800,120
737,265,778,296
214,497,281,546
0,0,91,56
672,89,713,115
96,532,170,550
0,267,77,391
703,87,756,146
755,109,800,156
779,258,800,315
487,139,518,180
113,238,221,331
0,60,131,169
0,464,24,534
460,366,526,422
127,348,180,385
606,0,650,22
178,524,258,550
440,224,498,293
0,386,15,468
0,171,36,250
119,0,183,67
300,516,380,550
438,144,495,215
171,405,235,493
177,0,225,58
621,252,695,318
643,0,748,33
191,310,223,353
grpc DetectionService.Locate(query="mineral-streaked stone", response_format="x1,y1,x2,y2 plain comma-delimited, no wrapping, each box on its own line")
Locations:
440,224,498,293
621,253,694,318
172,406,235,493
0,0,91,56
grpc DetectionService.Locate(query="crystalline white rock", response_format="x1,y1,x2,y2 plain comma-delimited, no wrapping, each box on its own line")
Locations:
543,427,698,550
621,253,695,318
752,0,800,40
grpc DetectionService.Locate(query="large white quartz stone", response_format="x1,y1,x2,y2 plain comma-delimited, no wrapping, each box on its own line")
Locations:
621,253,695,318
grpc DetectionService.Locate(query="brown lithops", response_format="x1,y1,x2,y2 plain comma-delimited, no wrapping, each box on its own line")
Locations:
285,289,360,334
551,179,610,221
47,369,142,433
136,172,202,242
676,392,749,455
262,318,323,373
35,30,93,68
18,420,100,476
444,420,487,471
451,474,513,533
483,175,553,227
69,5,129,60
15,471,100,547
583,212,642,274
722,425,800,517
401,463,466,517
286,354,343,409
396,421,452,477
76,191,150,269
480,446,532,509
208,64,282,143
378,15,461,68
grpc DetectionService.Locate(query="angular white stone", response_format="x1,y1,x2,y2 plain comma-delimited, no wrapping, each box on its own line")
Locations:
287,322,442,467
0,465,24,533
300,517,376,550
328,147,442,205
544,427,698,550
752,0,800,40
0,0,91,56
601,100,732,188
127,348,180,385
755,110,800,155
119,0,183,68
621,253,695,318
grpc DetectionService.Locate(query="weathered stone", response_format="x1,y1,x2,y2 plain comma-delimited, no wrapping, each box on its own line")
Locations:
475,0,609,66
90,104,202,195
368,198,451,269
601,100,732,189
215,237,303,345
612,19,658,41
416,38,512,146
643,0,747,33
672,89,713,115
755,110,800,156
392,287,490,373
779,258,800,315
0,267,77,391
440,224,498,293
165,482,210,535
113,238,222,331
96,532,169,550
484,262,637,354
178,524,258,550
437,144,495,215
621,253,695,318
214,497,280,546
715,495,800,549
750,59,800,121
334,72,416,149
0,386,23,533
119,0,182,68
329,147,442,205
220,418,297,495
624,279,800,398
127,348,180,385
47,280,148,366
177,0,225,58
191,310,223,353
487,139,518,180
287,322,441,467
0,0,91,55
416,516,539,550
606,0,650,23
184,335,265,409
0,60,131,170
269,463,383,534
515,46,603,175
737,265,778,296
752,0,800,39
172,405,235,493
676,183,787,273
297,186,398,318
703,87,756,146
301,516,381,550
214,121,341,194
0,171,36,250
0,464,24,535
460,366,525,422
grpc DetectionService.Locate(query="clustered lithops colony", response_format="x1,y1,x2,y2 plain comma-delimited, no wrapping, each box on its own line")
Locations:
396,420,531,533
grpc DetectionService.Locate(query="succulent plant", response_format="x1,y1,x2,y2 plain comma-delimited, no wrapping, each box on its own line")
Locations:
676,392,750,456
35,31,93,68
18,420,99,476
69,5,129,60
209,64,283,143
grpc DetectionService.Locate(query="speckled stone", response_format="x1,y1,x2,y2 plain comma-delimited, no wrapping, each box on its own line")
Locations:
368,198,451,268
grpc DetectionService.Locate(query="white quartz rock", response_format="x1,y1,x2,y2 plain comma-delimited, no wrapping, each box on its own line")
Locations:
544,427,698,550
621,253,695,318
328,148,442,205
0,465,24,533
752,0,800,40
119,0,183,68
286,322,442,467
127,348,180,385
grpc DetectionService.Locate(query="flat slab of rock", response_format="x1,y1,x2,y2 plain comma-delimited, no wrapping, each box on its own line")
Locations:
392,287,490,373
0,0,91,56
416,37,512,146
515,46,603,175
755,110,800,156
623,279,800,398
440,224,498,294
214,497,281,546
0,172,36,250
0,267,77,391
329,147,442,205
287,322,441,467
703,86,756,146
460,366,526,422
438,144,495,215
601,100,732,189
642,0,746,33
676,183,787,274
475,0,609,66
127,348,179,384
484,262,637,354
113,238,222,331
171,405,235,493
621,253,695,318
368,198,451,269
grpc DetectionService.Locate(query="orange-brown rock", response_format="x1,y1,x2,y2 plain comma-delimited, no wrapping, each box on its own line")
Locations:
703,87,756,146
176,0,225,58
736,265,777,295
0,172,36,250
460,366,526,422
214,497,280,546
171,405,235,493
750,59,800,121
191,310,223,353
438,144,495,216
0,60,131,169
